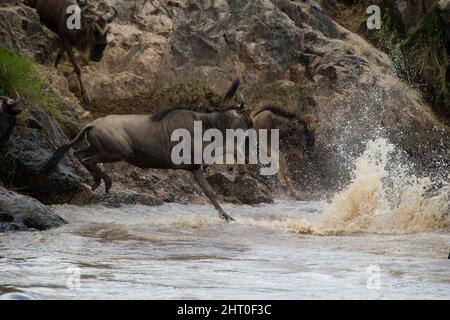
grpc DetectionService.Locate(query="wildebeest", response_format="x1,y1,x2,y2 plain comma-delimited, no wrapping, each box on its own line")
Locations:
251,98,317,199
30,0,117,104
0,93,21,153
41,79,250,222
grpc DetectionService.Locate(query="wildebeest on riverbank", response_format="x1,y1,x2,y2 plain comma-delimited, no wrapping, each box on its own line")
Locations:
40,79,251,222
28,0,117,104
0,93,21,153
251,97,317,199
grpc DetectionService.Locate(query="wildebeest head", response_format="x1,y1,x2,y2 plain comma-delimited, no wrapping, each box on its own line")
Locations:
80,3,117,62
0,93,21,117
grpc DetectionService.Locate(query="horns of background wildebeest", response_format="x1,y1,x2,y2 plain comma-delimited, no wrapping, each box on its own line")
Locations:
219,78,240,110
104,6,117,23
1,92,21,116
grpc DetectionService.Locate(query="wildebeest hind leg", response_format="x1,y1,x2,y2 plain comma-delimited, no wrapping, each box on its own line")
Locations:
82,152,122,194
74,149,102,191
192,167,235,223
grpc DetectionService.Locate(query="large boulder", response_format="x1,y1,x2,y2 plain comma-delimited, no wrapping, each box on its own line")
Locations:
208,172,273,204
0,105,92,205
0,185,66,232
0,0,54,63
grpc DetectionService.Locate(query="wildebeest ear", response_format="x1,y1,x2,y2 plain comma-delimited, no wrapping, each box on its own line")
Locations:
219,78,240,110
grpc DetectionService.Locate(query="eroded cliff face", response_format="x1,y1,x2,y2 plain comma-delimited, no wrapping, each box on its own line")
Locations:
0,0,449,207
78,0,448,192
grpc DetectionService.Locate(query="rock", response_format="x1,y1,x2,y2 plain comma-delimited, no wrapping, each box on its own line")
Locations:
438,0,450,41
0,1,55,63
0,105,92,205
208,172,273,204
0,185,67,232
92,190,164,208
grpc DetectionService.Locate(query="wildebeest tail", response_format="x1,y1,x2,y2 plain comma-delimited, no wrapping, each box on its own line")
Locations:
40,126,92,176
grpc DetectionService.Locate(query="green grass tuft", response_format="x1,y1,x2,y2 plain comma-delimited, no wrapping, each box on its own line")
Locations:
0,47,63,121
260,82,309,104
369,3,449,116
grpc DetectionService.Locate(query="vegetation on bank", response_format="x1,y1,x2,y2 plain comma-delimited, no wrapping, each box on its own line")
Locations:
328,1,449,118
149,79,224,107
260,82,309,105
0,47,63,122
371,3,449,117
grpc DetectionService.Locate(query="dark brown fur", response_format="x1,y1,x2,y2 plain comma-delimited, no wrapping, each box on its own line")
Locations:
41,80,248,222
32,0,116,104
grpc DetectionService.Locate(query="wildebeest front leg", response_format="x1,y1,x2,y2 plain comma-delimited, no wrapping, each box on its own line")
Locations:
64,45,91,105
192,167,235,223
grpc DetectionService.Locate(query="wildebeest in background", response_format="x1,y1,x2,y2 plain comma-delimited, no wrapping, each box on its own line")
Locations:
29,0,117,104
41,79,250,222
251,97,317,199
0,93,21,153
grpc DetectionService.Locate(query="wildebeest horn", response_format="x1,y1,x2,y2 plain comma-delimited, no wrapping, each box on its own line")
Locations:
104,6,117,23
6,91,20,108
1,92,21,116
219,78,240,110
82,4,99,21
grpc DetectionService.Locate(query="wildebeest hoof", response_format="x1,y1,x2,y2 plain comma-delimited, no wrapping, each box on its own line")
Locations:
220,213,235,223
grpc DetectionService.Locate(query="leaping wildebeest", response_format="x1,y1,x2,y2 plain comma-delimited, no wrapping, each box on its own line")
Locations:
0,93,21,153
40,79,251,222
251,97,317,199
29,0,117,104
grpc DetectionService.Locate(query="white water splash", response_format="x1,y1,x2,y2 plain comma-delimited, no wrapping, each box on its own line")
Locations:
297,138,449,235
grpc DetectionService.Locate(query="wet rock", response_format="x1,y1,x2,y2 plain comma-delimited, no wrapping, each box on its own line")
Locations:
0,185,67,232
208,173,273,204
0,105,91,205
93,190,164,208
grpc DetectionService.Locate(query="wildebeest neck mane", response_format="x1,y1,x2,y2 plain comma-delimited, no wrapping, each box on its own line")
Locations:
151,104,218,122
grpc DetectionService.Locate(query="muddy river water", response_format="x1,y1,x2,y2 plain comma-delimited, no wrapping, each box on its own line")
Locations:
0,139,449,299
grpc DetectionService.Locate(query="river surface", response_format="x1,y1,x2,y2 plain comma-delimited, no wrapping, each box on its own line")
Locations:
0,199,449,300
0,139,449,300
